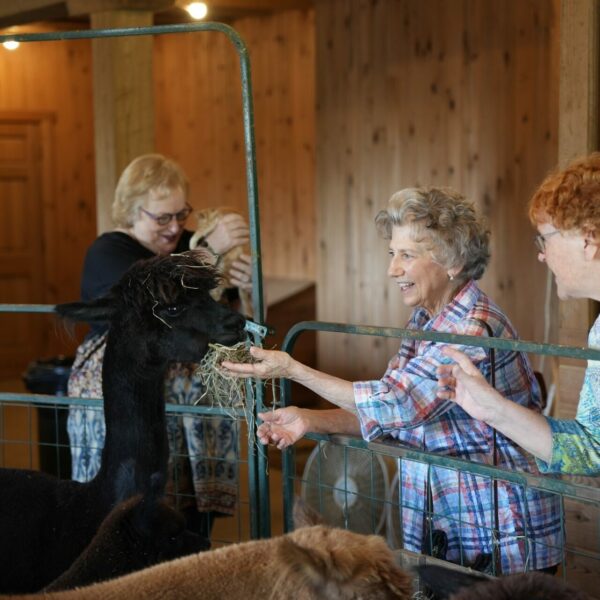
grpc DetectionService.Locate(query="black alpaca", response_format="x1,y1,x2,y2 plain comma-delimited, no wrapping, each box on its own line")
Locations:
0,253,246,593
415,564,589,600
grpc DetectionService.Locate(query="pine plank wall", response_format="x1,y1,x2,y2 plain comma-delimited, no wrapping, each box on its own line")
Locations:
1,0,599,593
316,0,559,381
0,3,561,376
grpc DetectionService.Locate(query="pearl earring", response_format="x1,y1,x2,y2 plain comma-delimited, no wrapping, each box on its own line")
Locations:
448,273,454,281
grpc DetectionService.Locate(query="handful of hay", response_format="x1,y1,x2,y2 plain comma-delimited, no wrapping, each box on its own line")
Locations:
194,342,277,456
194,342,254,412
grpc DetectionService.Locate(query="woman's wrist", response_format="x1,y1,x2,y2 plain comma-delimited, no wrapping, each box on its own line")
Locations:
284,354,301,381
484,391,518,430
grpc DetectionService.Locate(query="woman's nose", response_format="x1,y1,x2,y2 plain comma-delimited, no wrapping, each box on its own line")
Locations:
388,257,403,277
167,219,182,233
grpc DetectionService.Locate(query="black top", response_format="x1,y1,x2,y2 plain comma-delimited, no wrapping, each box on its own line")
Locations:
80,230,193,335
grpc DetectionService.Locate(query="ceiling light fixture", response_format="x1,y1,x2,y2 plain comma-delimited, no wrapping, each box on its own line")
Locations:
186,2,208,20
3,40,19,51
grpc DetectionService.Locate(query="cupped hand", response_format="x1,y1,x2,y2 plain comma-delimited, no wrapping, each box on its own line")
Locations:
221,346,294,380
228,253,253,291
437,346,500,422
206,213,250,255
256,406,311,449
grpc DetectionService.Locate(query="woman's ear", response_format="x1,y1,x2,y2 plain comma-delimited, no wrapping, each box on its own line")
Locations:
583,229,599,260
447,265,463,280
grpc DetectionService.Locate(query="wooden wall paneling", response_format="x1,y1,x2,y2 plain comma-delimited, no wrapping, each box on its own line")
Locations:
556,0,600,420
462,0,518,329
0,114,62,372
234,10,316,280
155,29,246,213
154,9,315,280
0,28,96,363
316,0,558,382
0,120,46,376
91,10,155,235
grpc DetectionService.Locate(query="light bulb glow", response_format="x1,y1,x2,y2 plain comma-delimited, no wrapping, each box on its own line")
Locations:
3,40,19,51
186,2,208,20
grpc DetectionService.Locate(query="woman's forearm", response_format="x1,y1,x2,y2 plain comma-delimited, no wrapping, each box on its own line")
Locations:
487,395,553,462
304,408,362,436
287,359,357,414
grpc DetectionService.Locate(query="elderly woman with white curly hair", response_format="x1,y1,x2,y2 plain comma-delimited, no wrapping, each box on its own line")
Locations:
223,187,562,575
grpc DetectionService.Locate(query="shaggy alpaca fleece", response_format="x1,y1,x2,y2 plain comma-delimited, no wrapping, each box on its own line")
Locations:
7,526,412,600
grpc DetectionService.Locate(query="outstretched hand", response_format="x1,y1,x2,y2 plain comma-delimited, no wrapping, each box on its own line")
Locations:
206,213,250,255
256,406,311,449
221,346,294,380
437,347,501,423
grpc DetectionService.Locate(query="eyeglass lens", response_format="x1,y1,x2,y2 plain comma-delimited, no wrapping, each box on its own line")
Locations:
535,235,545,252
158,208,191,225
534,230,559,253
143,206,192,226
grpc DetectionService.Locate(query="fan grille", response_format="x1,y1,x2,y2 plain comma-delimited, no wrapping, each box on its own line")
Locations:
300,441,389,534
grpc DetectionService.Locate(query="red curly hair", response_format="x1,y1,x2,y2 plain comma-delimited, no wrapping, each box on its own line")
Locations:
529,152,600,233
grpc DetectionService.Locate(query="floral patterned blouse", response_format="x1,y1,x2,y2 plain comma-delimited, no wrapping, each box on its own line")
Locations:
537,314,600,475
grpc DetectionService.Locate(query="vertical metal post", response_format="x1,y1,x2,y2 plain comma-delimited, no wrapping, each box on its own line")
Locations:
233,33,269,540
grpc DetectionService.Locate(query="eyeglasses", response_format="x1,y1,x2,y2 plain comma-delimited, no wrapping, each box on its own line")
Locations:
534,230,560,253
139,204,192,226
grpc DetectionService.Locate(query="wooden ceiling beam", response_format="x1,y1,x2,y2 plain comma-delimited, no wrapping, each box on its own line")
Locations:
67,0,176,17
0,0,313,28
0,2,68,28
175,0,314,10
0,1,176,27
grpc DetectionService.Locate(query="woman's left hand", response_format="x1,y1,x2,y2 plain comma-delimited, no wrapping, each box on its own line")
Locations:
227,253,253,291
437,346,502,423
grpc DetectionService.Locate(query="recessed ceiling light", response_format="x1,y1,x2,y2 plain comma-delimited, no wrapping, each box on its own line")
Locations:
186,2,208,20
3,40,19,51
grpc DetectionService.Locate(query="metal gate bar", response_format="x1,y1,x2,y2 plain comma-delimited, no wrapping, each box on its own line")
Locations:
279,320,600,588
0,21,269,538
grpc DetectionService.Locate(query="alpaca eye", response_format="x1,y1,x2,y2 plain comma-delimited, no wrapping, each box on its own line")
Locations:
165,305,183,317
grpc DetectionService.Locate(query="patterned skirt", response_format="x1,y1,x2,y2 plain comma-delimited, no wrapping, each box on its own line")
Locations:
67,334,239,514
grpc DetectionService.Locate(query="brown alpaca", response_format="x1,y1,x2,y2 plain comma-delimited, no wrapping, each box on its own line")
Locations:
5,526,412,600
189,207,253,317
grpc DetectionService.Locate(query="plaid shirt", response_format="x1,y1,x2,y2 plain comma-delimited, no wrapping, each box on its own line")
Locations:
354,280,563,572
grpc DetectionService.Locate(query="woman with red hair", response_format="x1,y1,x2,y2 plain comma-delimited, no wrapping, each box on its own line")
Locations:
438,153,600,475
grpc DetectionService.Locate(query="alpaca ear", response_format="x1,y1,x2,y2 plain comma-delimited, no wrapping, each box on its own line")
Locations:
293,497,325,529
55,296,116,324
277,536,329,591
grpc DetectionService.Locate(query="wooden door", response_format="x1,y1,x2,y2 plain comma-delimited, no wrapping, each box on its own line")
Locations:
0,118,49,378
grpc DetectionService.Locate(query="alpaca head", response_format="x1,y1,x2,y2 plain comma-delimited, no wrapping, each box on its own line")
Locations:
275,526,412,599
56,251,247,363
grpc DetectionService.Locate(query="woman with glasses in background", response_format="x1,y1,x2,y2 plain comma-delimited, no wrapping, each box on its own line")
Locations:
438,153,600,475
67,153,253,538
